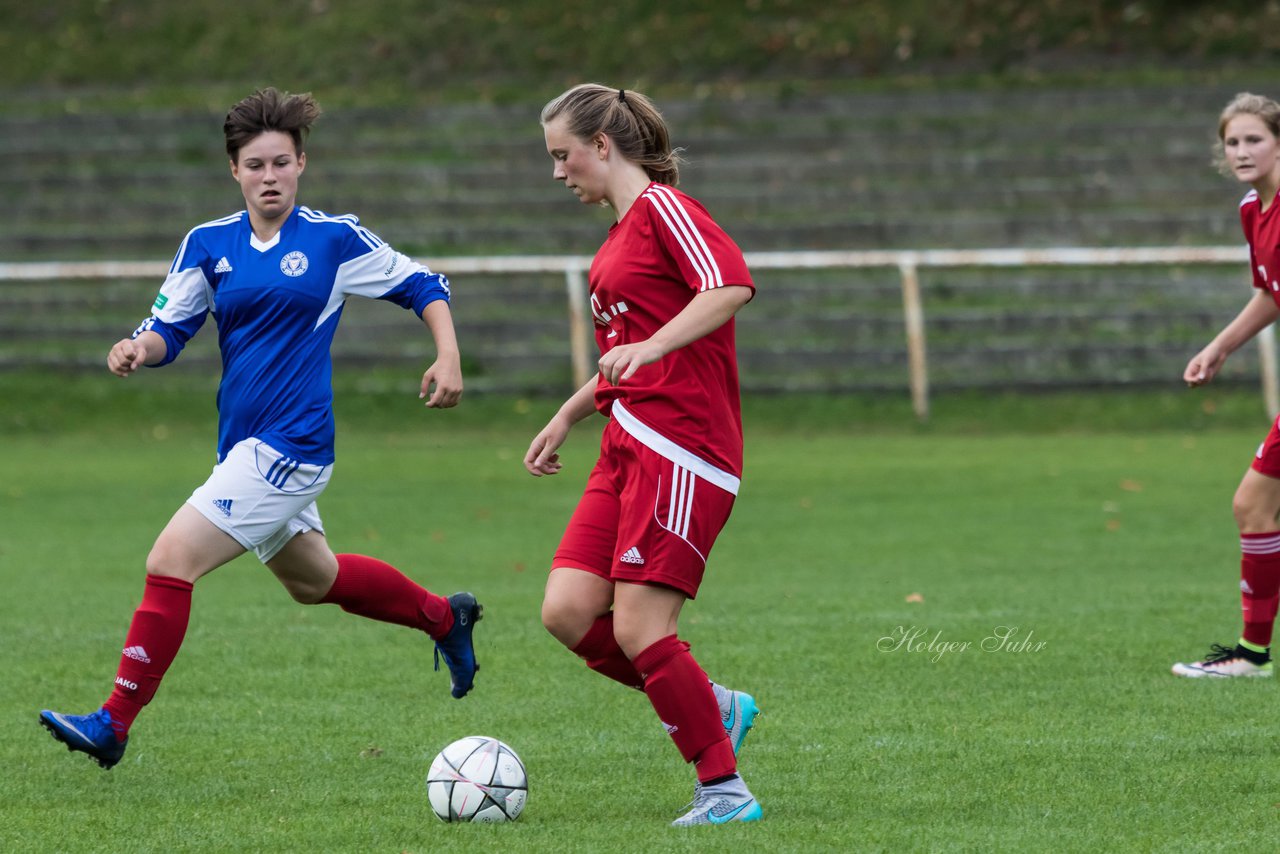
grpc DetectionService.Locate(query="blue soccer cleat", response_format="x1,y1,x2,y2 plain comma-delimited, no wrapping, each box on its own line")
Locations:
433,592,482,699
722,690,760,756
39,708,128,769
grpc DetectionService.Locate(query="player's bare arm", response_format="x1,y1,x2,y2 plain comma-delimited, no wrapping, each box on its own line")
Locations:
1185,290,1280,386
419,300,463,408
598,285,752,385
525,376,599,476
107,330,167,377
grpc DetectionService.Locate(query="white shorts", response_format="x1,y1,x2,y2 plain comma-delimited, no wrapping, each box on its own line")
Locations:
187,438,331,562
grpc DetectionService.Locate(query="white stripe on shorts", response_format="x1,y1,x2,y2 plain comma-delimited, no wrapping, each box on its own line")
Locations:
666,464,696,539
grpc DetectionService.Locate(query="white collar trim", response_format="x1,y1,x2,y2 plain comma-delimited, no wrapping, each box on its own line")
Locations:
250,231,281,253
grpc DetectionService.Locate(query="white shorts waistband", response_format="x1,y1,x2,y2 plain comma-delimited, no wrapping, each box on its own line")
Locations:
611,401,740,495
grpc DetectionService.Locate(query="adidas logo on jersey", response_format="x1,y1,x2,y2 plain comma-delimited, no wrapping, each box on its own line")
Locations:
122,645,151,664
620,547,645,565
212,498,234,517
214,257,234,274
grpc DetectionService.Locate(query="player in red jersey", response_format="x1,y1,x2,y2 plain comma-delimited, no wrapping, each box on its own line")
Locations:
1174,92,1280,678
525,84,762,826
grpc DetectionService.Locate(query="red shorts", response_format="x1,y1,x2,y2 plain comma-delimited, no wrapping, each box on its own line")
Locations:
1252,416,1280,478
552,418,737,599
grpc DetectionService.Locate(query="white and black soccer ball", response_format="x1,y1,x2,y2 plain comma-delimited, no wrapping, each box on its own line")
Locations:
426,735,527,823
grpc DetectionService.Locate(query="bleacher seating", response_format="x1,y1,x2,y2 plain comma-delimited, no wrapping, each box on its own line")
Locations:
0,83,1263,393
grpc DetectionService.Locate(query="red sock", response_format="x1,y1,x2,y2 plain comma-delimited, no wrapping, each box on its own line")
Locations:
1241,532,1280,648
632,635,735,783
321,554,453,640
102,574,194,738
570,613,644,689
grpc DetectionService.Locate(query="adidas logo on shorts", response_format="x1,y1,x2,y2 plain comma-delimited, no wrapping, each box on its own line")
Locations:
620,547,645,565
212,498,234,517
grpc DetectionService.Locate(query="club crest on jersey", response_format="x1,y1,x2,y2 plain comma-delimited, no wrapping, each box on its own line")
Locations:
280,251,309,277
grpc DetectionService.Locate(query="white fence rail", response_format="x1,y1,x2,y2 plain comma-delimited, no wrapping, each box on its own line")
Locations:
1,246,1270,419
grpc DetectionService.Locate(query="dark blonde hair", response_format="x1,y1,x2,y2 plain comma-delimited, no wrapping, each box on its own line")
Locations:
223,87,321,163
1214,92,1280,176
541,84,682,185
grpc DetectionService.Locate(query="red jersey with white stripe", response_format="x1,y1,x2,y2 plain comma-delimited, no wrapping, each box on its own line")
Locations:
589,182,754,481
1240,189,1280,302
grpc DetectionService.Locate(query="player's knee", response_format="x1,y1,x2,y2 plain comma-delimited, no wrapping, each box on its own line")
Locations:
1232,492,1277,532
267,535,337,604
610,608,678,660
144,541,199,581
284,578,329,605
610,621,648,661
541,597,590,648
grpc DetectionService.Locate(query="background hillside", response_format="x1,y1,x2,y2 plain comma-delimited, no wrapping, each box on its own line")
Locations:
4,0,1280,107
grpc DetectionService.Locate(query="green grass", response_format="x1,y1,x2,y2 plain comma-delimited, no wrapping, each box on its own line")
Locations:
4,368,1278,437
4,385,1280,851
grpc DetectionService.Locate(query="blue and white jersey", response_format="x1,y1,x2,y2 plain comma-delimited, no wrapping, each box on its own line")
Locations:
134,205,450,465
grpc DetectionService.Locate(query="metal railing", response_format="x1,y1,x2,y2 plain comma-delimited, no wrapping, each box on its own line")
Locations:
1,245,1268,419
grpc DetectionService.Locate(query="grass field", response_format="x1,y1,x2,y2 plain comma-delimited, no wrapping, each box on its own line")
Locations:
4,382,1280,851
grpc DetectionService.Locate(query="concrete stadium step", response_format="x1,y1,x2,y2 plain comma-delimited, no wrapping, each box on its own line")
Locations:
0,81,1257,261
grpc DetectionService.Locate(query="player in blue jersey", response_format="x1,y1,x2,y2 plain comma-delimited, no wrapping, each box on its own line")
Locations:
39,88,482,770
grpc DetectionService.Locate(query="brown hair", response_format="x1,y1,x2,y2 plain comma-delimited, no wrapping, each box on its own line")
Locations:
223,88,321,163
541,84,682,185
1213,92,1280,176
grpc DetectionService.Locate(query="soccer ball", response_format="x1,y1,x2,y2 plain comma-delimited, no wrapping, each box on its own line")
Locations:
426,735,527,823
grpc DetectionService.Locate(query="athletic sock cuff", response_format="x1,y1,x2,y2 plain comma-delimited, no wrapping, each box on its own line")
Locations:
632,634,688,679
145,575,195,593
571,614,617,660
1240,531,1280,554
1239,637,1270,655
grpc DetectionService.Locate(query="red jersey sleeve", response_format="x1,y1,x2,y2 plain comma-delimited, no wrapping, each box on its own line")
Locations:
640,184,755,295
1241,190,1267,290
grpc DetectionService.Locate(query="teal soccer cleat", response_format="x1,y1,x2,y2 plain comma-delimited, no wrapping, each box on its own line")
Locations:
722,689,760,756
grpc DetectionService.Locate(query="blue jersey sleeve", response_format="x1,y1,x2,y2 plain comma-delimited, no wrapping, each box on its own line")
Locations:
133,235,214,365
132,311,207,366
383,270,451,316
328,217,451,317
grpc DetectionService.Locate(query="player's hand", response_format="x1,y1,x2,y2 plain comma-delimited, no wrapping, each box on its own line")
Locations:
420,357,463,408
1184,345,1226,387
597,340,664,385
525,417,571,477
107,337,148,377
